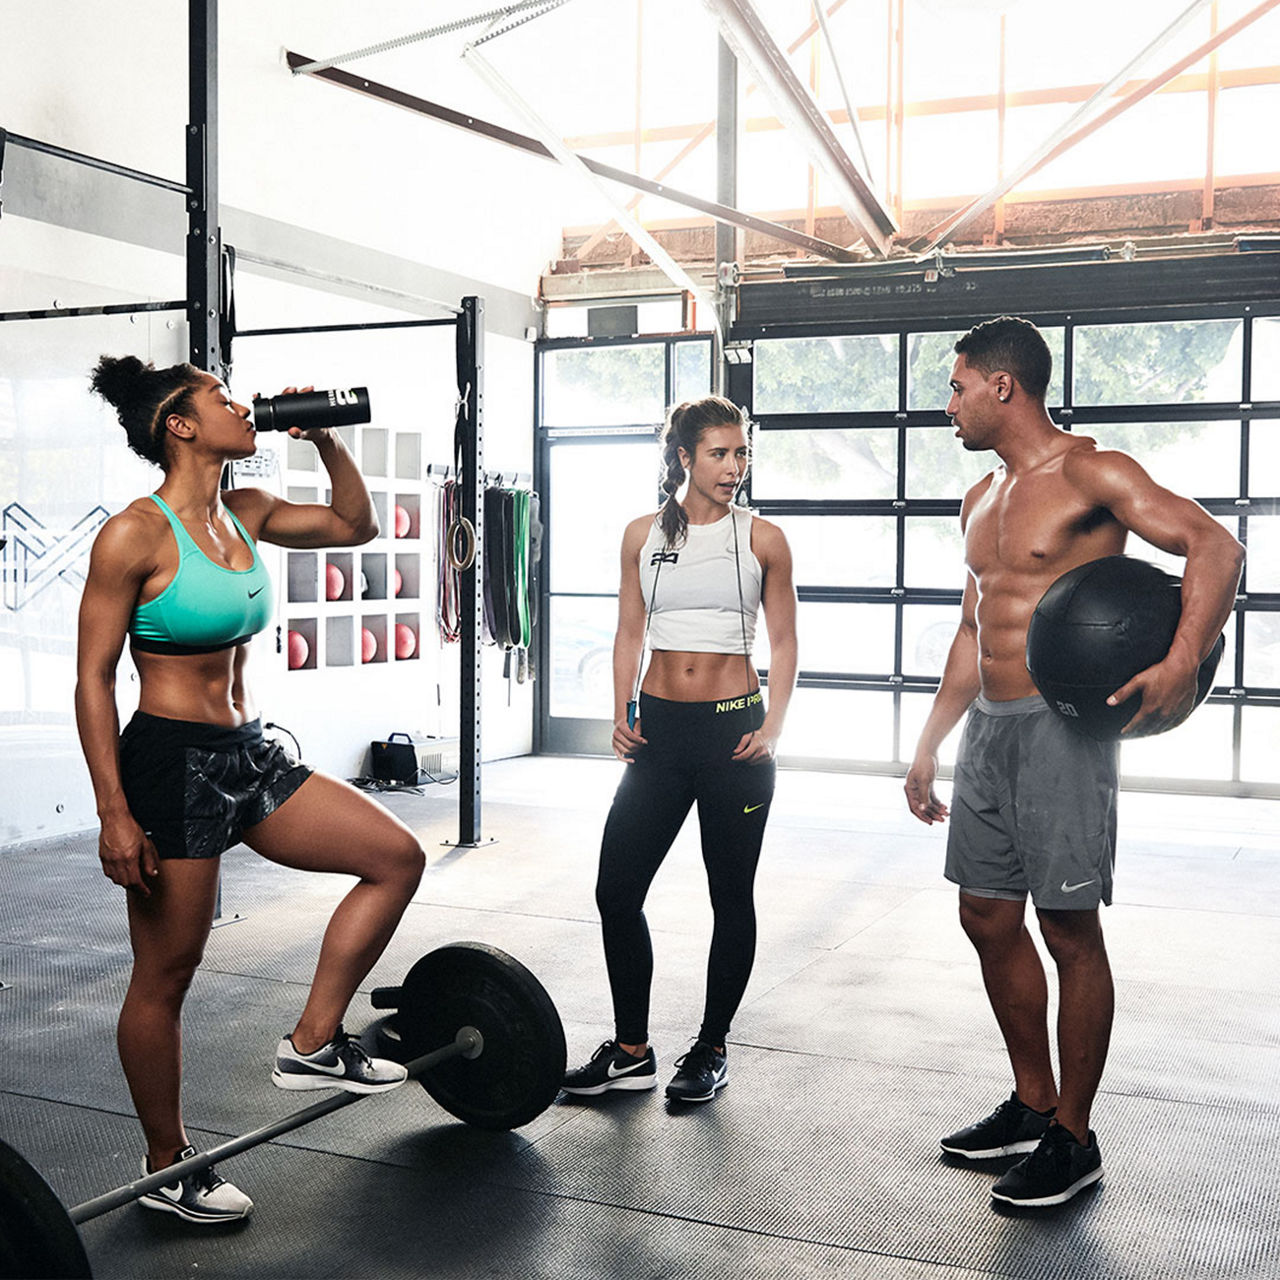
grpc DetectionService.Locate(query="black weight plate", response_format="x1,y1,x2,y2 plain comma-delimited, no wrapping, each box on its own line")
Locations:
0,1139,92,1280
398,942,566,1130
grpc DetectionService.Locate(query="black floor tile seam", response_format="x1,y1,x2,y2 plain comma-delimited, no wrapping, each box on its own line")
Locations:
0,1086,580,1193
714,1042,1280,1121
0,933,130,958
1096,1082,1280,1118
732,947,833,1009
493,1183,1024,1280
1114,896,1280,920
725,1039,981,1081
821,886,943,951
404,898,599,928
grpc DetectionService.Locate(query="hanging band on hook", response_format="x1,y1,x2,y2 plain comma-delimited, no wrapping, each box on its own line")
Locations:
447,516,477,571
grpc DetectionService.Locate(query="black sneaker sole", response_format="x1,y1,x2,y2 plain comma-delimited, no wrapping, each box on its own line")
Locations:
561,1075,657,1096
665,1075,728,1103
991,1164,1103,1208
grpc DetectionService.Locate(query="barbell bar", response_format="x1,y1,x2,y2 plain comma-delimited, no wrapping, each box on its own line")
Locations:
68,1027,481,1226
1,941,566,1280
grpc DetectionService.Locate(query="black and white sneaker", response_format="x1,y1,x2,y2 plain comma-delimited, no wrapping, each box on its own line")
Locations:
272,1026,408,1094
991,1122,1103,1207
562,1040,658,1095
664,1041,728,1103
138,1146,253,1225
940,1092,1054,1159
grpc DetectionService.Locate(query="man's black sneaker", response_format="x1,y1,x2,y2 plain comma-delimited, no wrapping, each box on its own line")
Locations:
272,1026,408,1094
562,1040,658,1095
991,1122,1103,1207
940,1092,1055,1159
664,1041,728,1103
138,1146,253,1224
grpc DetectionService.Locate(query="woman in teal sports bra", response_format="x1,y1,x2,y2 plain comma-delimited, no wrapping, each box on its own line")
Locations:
75,355,426,1225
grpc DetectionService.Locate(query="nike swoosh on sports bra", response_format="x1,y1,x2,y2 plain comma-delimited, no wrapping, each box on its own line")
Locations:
129,494,274,655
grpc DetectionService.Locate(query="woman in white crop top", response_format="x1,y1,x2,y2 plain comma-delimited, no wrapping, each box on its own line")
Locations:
562,396,798,1104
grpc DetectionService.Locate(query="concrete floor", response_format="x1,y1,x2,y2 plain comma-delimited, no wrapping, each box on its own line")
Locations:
1,756,1278,1279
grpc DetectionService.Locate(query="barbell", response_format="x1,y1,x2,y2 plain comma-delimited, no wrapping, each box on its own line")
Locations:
0,941,566,1280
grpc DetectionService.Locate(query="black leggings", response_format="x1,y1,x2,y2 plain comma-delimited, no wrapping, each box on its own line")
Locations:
596,692,776,1047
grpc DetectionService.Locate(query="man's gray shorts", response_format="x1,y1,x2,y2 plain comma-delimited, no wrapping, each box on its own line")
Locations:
945,694,1119,910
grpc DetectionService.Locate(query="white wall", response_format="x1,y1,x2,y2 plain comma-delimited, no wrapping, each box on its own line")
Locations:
0,1,570,299
0,2,559,844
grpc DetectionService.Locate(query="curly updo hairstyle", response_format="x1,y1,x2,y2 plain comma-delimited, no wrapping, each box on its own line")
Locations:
658,395,748,547
89,354,207,469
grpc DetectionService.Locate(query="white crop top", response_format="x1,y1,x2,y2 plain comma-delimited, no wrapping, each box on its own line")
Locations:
639,507,763,654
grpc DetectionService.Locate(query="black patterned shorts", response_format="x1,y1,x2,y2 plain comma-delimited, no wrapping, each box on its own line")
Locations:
119,712,312,859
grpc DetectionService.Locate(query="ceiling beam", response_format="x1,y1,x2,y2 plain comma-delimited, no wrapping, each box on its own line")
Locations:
703,0,895,256
283,50,861,262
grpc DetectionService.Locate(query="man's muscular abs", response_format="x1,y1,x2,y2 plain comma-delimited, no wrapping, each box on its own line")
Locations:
964,436,1126,701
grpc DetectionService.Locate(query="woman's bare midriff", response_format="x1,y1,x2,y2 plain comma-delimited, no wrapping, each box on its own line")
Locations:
133,643,257,726
642,649,759,703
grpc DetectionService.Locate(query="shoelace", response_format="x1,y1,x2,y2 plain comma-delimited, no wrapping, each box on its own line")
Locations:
1022,1125,1073,1174
593,1040,620,1063
191,1163,225,1194
674,1042,718,1075
331,1029,374,1068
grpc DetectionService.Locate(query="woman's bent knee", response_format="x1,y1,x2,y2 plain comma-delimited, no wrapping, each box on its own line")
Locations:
390,836,426,891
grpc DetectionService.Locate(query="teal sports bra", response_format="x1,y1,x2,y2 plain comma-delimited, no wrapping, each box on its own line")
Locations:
130,494,274,655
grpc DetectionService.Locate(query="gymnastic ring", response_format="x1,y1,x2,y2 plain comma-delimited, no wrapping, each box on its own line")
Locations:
446,517,477,571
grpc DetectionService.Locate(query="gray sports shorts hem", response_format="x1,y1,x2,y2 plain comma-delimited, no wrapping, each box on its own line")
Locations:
944,693,1118,911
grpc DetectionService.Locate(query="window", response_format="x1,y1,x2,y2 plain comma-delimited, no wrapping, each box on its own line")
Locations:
536,335,713,752
738,304,1278,793
536,295,1280,795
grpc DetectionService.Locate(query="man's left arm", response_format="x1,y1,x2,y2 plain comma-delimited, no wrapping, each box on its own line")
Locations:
1066,449,1244,736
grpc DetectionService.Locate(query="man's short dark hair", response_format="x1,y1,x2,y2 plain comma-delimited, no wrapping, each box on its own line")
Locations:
954,316,1051,400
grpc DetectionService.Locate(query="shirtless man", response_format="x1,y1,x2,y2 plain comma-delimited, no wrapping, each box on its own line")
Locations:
904,316,1243,1208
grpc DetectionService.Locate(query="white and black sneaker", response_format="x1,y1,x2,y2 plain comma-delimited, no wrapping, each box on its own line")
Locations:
138,1146,253,1225
562,1040,658,1095
940,1092,1055,1159
665,1041,728,1103
272,1026,408,1094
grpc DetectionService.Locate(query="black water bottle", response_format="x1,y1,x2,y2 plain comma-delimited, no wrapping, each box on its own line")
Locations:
252,387,371,432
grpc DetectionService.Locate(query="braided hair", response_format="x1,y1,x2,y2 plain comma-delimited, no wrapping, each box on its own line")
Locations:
657,395,748,547
89,354,206,469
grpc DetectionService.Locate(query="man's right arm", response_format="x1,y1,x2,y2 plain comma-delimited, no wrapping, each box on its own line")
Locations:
904,571,982,824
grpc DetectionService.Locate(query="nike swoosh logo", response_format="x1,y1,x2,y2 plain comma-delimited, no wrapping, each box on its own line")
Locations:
284,1057,346,1076
743,803,765,814
1061,879,1095,893
607,1059,648,1078
158,1182,185,1202
248,586,265,598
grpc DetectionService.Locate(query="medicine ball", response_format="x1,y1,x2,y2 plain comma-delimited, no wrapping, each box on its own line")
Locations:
1026,555,1223,740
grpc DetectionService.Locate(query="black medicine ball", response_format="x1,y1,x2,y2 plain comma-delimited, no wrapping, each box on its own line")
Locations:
1026,555,1224,741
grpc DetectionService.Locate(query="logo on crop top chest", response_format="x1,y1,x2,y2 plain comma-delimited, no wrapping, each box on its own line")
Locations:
248,586,265,598
650,550,679,567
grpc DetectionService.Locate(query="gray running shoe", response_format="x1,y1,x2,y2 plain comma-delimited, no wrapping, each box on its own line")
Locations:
138,1146,253,1225
272,1026,408,1094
